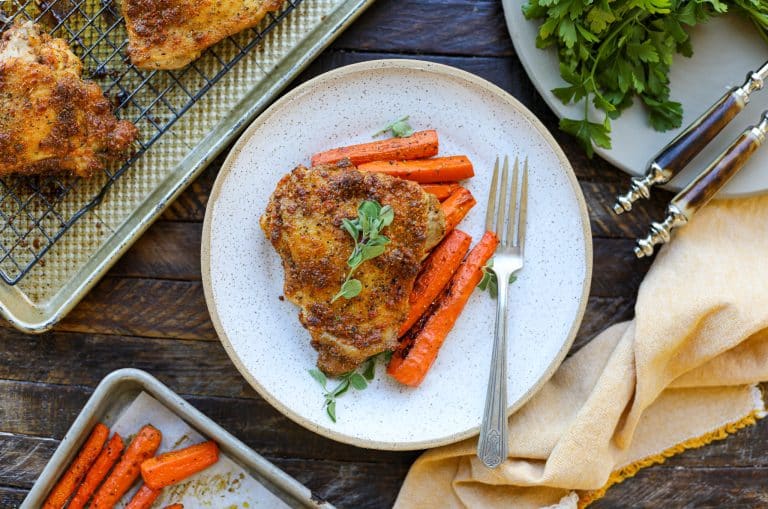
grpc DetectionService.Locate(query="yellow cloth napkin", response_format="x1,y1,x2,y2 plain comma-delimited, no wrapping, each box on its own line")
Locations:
395,196,768,508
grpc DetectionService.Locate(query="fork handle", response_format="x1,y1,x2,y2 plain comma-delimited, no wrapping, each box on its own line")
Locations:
477,269,511,468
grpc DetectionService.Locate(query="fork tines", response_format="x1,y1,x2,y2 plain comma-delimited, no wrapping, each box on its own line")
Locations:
485,156,528,249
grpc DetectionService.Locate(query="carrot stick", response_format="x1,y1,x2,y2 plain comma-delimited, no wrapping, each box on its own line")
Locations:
125,484,161,509
357,156,474,183
163,505,184,509
442,187,476,233
420,182,460,201
311,130,438,166
388,231,499,386
399,229,472,336
141,441,219,489
43,423,109,509
90,425,162,509
67,433,124,509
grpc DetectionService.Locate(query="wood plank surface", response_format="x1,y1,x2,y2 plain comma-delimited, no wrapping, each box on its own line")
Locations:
0,487,27,508
334,0,513,57
594,467,768,508
0,381,416,465
56,277,217,340
0,0,763,507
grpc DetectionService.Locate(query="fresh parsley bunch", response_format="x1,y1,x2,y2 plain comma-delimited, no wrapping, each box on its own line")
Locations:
522,0,768,156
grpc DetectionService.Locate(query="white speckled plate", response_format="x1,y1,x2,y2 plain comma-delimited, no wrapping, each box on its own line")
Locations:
504,2,768,197
201,60,592,450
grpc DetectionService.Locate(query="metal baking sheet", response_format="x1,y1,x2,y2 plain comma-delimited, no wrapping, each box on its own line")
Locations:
0,0,375,332
22,368,333,508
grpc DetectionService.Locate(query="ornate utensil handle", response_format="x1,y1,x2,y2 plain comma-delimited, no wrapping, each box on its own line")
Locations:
478,268,511,469
635,111,768,258
615,63,768,215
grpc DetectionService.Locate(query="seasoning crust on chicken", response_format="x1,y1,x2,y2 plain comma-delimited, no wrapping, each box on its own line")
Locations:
0,22,138,178
122,0,284,70
261,164,446,376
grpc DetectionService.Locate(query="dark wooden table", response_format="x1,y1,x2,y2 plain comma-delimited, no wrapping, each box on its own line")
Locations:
2,1,767,507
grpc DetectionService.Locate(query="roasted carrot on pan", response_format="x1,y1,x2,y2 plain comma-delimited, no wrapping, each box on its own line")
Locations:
420,182,460,201
141,440,219,489
442,187,476,233
388,231,499,386
399,230,472,336
43,423,109,509
311,130,438,166
164,504,184,509
124,484,161,509
90,425,162,509
67,433,124,509
358,156,474,183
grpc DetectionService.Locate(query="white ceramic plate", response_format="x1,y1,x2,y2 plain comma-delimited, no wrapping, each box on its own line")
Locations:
504,2,768,197
202,60,592,450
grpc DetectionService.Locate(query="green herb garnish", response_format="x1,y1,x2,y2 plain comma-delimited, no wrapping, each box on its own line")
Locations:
373,115,415,138
332,200,394,303
478,259,517,299
522,0,768,156
309,352,389,422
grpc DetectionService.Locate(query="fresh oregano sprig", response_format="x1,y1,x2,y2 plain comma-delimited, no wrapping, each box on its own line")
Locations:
309,352,392,422
478,259,517,299
332,200,394,303
373,115,415,138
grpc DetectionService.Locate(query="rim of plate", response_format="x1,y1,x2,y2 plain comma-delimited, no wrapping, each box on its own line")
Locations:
201,59,593,450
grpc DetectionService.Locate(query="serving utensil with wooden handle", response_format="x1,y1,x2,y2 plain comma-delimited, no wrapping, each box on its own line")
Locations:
635,110,768,258
477,156,527,469
614,61,768,215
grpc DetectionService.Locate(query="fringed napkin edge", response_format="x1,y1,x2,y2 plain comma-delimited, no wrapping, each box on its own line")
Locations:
576,384,767,508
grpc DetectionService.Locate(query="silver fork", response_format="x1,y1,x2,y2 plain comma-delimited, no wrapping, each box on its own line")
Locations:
477,155,527,469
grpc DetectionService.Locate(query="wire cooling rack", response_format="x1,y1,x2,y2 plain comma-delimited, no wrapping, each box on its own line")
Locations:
0,0,301,285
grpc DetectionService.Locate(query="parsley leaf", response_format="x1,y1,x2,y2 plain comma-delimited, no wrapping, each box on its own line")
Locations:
642,96,684,131
560,117,612,157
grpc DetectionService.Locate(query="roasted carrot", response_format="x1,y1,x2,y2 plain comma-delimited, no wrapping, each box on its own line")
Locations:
357,156,474,183
420,182,460,201
311,130,438,166
43,423,109,509
163,505,184,509
388,231,499,386
90,425,162,509
125,484,161,509
442,187,476,233
67,433,124,509
141,441,219,489
399,229,472,336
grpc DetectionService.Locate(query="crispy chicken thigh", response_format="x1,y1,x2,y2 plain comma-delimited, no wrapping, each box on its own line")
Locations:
0,22,138,177
122,0,284,70
261,165,446,375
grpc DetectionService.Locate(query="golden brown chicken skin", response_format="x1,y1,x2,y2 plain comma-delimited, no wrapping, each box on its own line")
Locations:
122,0,284,70
0,22,138,178
261,165,446,375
